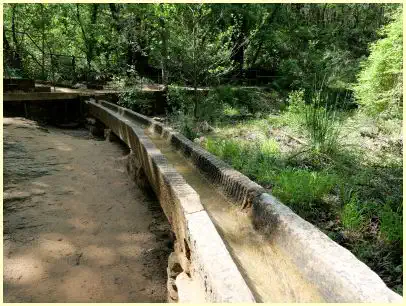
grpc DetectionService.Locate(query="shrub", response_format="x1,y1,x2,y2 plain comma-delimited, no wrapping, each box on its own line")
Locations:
203,137,281,183
354,8,403,118
4,67,24,79
379,204,403,243
167,85,278,125
197,91,227,123
205,138,247,169
118,88,153,114
206,86,274,117
223,105,241,117
287,89,306,113
168,110,198,141
221,139,243,164
167,86,194,114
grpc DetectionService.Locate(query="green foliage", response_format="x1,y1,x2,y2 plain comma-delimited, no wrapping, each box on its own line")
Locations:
167,110,199,141
352,241,403,294
354,8,403,117
168,85,274,125
118,89,153,114
196,92,228,123
180,118,199,141
379,204,403,243
164,3,235,105
341,197,364,231
204,137,281,182
4,3,399,98
204,137,338,218
205,137,223,157
167,86,194,113
271,89,307,130
210,86,273,114
205,138,245,169
304,91,340,154
4,67,24,79
272,169,338,212
220,140,244,165
260,139,280,155
287,89,306,113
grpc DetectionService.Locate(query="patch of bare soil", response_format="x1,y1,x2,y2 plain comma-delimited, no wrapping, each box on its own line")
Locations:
3,117,171,302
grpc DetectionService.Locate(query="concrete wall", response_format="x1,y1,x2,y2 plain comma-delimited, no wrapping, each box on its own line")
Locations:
94,100,403,303
86,99,255,303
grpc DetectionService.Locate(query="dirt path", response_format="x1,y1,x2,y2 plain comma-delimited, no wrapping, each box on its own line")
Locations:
3,117,171,303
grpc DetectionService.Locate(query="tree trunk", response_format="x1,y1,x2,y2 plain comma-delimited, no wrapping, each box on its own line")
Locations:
41,4,45,80
76,4,90,75
4,29,11,57
192,12,198,119
251,39,264,67
109,3,121,31
231,10,248,78
231,28,245,76
159,17,169,86
11,4,23,70
250,6,280,68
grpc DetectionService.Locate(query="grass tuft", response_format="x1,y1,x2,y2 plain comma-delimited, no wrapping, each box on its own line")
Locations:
341,197,364,231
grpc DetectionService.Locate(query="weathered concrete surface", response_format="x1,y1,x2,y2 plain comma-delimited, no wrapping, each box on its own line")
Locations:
4,78,35,92
121,106,265,209
87,99,255,303
3,92,80,101
107,101,402,303
145,131,325,302
252,194,402,303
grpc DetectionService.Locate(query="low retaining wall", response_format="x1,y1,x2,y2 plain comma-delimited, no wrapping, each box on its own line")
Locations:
4,78,35,92
86,99,255,303
96,100,402,303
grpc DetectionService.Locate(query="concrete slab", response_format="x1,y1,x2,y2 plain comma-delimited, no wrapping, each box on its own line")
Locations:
87,99,255,303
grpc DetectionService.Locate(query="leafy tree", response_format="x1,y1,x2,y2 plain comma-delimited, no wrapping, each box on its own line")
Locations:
354,8,403,117
164,4,234,117
3,2,401,97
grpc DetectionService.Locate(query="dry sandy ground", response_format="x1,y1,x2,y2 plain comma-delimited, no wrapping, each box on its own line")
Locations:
3,117,171,303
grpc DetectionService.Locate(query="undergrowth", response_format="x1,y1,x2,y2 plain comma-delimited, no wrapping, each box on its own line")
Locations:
188,86,403,294
166,83,402,294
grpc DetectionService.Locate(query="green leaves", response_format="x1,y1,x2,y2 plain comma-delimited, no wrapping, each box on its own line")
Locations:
378,203,403,243
354,8,403,118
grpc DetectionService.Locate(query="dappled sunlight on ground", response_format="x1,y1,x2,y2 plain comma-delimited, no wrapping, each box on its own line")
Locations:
3,118,171,302
4,254,46,285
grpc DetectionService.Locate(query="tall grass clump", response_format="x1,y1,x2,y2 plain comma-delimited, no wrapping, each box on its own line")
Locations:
304,89,341,154
272,169,338,207
204,138,245,169
341,196,365,231
260,139,280,155
203,137,282,184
